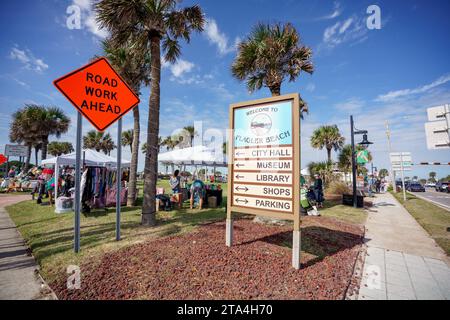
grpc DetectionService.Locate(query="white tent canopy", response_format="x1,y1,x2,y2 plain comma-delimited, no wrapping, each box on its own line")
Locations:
41,149,131,168
158,145,227,167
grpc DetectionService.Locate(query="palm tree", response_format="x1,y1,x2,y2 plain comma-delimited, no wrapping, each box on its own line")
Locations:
337,144,372,177
102,37,150,206
97,0,205,226
232,23,313,96
34,106,70,160
307,161,334,186
83,130,116,155
9,106,40,171
429,171,437,183
121,129,134,153
311,125,345,162
47,141,74,156
182,125,197,146
379,169,389,179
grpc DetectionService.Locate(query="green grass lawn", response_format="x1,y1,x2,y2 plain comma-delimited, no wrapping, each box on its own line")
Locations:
6,179,227,283
5,180,365,284
392,191,450,255
319,199,367,225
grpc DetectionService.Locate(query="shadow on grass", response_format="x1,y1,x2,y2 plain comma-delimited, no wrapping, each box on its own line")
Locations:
239,225,362,268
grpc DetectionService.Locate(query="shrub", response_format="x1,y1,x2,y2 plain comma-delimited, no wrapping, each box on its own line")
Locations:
326,181,351,195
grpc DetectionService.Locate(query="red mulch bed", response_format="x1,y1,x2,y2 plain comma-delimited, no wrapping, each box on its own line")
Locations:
52,217,364,300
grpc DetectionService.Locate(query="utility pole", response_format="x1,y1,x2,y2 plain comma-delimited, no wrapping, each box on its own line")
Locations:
385,121,396,193
351,116,357,208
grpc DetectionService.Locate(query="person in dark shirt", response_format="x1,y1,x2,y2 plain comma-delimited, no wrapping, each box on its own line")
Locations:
313,174,324,208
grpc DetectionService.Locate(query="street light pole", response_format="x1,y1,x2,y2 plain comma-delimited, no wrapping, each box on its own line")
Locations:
385,121,396,193
350,116,357,208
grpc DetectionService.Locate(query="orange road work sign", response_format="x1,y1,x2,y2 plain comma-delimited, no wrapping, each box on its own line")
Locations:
53,57,140,132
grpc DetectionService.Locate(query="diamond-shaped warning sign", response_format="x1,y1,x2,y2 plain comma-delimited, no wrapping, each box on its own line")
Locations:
53,57,140,132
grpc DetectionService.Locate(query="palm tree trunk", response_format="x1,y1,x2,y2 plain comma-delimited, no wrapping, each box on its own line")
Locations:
327,148,332,162
24,144,32,172
41,137,49,160
34,147,39,166
269,84,281,96
142,34,161,226
128,105,140,206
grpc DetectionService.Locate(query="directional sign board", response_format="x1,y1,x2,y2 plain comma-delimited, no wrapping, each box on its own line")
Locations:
425,104,449,150
53,57,140,132
390,152,412,171
5,144,28,157
425,120,449,149
227,94,301,268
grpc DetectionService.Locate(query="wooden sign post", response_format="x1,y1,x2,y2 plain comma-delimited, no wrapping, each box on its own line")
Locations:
226,94,301,269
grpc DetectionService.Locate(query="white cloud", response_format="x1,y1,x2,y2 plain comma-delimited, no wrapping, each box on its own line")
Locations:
316,1,342,21
376,74,450,102
321,15,367,49
70,0,108,39
204,18,239,55
170,59,195,78
334,97,365,113
305,83,316,92
9,46,49,73
163,58,195,80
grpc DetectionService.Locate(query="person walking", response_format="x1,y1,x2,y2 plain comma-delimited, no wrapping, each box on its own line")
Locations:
169,170,182,209
313,174,324,208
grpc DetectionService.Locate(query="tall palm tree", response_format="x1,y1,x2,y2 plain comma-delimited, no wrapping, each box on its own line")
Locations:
102,37,150,206
311,125,345,162
96,0,205,226
232,23,313,97
429,171,437,182
121,129,134,153
48,141,74,156
183,125,196,146
33,106,70,160
83,130,116,155
9,107,36,172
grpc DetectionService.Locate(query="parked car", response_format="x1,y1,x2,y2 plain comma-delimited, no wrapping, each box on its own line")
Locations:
407,183,425,192
435,182,449,192
425,182,436,188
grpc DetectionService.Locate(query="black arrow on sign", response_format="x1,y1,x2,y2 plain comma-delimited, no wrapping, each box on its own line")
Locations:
236,198,248,204
235,151,245,156
235,174,244,179
235,186,249,192
235,163,245,168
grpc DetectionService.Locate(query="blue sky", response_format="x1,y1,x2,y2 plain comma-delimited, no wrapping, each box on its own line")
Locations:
0,0,449,179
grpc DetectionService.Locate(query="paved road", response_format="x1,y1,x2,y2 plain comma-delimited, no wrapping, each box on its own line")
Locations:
358,192,450,300
410,189,450,211
0,195,55,300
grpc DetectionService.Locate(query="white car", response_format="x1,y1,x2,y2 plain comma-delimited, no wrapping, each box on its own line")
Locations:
425,182,436,188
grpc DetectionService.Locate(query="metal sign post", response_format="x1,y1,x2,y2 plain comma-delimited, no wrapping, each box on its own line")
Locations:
74,113,82,253
390,152,411,202
400,153,406,202
226,94,301,269
116,118,122,241
53,57,140,253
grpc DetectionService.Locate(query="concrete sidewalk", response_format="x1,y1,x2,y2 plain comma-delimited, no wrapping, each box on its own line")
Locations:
0,195,55,300
358,192,450,300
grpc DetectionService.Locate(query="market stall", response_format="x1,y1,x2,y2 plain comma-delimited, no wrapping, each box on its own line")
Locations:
158,146,227,208
41,149,130,213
